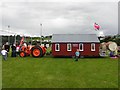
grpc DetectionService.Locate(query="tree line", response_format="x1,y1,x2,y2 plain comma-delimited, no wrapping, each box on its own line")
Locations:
0,35,52,46
100,34,120,46
1,34,120,46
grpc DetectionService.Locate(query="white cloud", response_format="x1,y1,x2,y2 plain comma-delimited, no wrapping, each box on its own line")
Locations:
0,1,118,36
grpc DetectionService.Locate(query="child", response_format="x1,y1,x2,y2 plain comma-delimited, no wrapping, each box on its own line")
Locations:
75,49,80,61
1,48,8,60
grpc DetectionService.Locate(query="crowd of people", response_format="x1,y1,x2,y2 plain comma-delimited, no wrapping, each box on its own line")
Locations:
0,42,21,60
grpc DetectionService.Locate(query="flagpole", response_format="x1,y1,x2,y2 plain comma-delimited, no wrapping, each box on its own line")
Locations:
31,36,32,45
8,25,10,45
40,23,42,45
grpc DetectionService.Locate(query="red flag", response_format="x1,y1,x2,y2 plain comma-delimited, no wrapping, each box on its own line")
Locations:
94,23,100,30
19,36,24,46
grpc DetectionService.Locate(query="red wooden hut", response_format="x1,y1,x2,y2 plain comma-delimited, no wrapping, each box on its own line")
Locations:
51,34,100,57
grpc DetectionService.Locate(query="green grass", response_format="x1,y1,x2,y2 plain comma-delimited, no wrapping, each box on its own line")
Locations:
2,56,118,88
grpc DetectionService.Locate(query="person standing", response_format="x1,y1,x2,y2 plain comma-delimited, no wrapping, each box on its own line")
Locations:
11,44,16,57
16,44,20,56
4,42,10,53
1,48,8,60
75,49,80,61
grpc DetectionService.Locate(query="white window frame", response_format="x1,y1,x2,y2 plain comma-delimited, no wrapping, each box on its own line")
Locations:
67,43,72,51
91,43,95,51
79,43,84,51
55,43,60,51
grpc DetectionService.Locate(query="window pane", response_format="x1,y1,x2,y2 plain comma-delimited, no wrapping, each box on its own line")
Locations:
68,44,70,50
79,43,83,51
91,43,95,51
56,44,59,50
55,44,60,51
67,44,71,51
80,44,82,50
92,44,94,49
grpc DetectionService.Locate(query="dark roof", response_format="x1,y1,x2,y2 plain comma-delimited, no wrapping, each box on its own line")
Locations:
52,34,100,43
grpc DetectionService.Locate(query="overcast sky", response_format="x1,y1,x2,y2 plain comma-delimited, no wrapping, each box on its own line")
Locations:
0,0,118,36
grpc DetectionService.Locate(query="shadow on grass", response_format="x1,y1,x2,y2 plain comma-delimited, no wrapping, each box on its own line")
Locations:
45,55,107,59
13,54,109,61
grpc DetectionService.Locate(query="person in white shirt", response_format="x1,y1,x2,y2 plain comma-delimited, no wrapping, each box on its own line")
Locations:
1,48,7,60
16,44,20,56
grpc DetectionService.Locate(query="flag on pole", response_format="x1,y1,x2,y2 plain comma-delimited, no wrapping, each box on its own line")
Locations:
19,36,24,46
94,23,100,30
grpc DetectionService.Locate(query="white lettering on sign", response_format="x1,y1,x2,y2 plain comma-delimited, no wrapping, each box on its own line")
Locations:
72,44,78,47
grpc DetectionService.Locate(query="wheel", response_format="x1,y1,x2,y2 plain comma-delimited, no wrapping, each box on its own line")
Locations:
31,46,43,57
41,47,46,57
20,51,26,57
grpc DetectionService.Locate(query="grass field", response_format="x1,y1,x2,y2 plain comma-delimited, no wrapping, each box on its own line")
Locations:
2,55,118,88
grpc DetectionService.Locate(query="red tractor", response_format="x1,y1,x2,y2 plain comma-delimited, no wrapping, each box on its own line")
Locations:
19,45,46,58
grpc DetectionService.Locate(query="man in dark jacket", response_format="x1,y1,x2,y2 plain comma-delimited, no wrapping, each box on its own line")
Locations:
11,44,16,57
